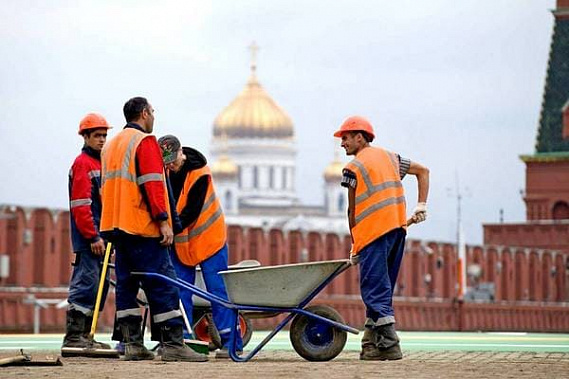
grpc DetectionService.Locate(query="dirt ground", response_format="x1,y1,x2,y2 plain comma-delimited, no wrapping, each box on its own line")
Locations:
1,350,568,379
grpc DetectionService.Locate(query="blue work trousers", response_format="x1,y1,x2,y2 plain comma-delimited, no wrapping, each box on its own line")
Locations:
171,244,242,350
114,233,182,328
359,227,406,326
67,249,110,315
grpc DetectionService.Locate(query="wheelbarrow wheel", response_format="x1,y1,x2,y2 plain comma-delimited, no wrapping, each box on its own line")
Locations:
289,305,347,362
194,312,253,351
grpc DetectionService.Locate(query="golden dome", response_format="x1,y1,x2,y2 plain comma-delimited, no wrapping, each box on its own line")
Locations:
211,155,238,179
213,45,294,139
324,158,344,182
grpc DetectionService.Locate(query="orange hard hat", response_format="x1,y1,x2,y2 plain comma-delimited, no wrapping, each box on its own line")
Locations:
78,112,111,135
333,116,375,139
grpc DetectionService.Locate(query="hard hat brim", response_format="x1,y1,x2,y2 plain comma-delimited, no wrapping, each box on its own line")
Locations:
78,125,112,135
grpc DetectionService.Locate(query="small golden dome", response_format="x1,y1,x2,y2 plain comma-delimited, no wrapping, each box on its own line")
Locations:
324,158,344,182
211,155,238,179
213,44,294,139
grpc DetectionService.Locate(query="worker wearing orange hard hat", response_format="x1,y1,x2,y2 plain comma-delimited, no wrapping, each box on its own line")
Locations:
334,116,430,361
63,113,112,351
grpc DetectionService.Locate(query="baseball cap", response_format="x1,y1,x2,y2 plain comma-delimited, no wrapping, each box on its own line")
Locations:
158,134,181,165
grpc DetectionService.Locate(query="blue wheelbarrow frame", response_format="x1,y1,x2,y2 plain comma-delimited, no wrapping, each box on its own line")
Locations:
132,259,359,362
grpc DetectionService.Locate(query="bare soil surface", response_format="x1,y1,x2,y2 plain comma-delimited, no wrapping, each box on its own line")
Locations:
1,350,568,379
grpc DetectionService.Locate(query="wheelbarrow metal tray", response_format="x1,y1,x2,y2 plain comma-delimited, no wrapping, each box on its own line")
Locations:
219,259,348,307
192,260,261,307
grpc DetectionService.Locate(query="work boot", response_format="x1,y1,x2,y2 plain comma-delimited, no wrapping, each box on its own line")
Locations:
360,323,402,361
120,319,155,361
160,324,208,362
359,327,377,359
84,316,112,349
62,310,91,348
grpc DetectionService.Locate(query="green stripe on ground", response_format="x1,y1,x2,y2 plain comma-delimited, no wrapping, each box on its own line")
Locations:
1,332,568,353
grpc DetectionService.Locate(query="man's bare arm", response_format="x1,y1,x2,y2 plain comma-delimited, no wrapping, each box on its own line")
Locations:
407,161,429,204
348,186,356,230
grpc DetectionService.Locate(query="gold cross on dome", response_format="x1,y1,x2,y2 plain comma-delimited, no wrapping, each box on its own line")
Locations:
249,41,259,72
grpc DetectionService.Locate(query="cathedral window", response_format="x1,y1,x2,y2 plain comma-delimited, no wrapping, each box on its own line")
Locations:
225,190,232,210
338,194,345,212
237,166,242,188
253,166,259,189
269,166,275,189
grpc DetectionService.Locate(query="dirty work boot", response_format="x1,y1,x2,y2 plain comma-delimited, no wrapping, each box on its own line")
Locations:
84,316,112,349
360,323,402,361
62,310,91,348
120,319,155,361
160,324,208,362
359,327,377,360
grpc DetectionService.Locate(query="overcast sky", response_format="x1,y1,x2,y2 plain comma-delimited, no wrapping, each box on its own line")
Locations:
0,0,556,244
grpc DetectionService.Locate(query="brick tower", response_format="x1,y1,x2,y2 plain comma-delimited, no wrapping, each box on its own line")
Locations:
483,0,569,253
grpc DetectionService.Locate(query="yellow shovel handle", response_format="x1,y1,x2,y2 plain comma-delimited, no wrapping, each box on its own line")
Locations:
89,242,112,340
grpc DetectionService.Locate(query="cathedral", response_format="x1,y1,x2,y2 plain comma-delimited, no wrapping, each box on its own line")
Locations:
208,44,349,235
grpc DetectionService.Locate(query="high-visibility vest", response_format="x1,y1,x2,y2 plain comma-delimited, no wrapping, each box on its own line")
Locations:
100,128,171,237
174,166,226,266
345,146,407,254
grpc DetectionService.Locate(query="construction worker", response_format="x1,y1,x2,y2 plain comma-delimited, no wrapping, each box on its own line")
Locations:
158,134,243,359
100,97,207,362
63,113,112,351
334,116,429,361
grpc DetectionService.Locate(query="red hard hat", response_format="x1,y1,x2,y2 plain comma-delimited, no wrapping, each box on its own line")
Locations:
78,113,111,135
333,116,375,139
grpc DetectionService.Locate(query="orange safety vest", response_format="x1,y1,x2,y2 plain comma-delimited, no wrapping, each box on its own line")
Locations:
345,146,407,254
100,128,171,237
174,166,226,266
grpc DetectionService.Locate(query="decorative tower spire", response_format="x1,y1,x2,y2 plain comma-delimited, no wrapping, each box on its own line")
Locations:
534,0,569,152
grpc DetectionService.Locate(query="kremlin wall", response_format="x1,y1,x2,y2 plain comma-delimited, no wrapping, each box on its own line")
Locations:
0,205,567,333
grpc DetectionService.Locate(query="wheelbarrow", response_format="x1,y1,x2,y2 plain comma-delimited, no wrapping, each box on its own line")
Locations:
132,259,358,362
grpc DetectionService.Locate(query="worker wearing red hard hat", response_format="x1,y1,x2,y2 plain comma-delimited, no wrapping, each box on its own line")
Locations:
63,113,112,351
334,116,430,361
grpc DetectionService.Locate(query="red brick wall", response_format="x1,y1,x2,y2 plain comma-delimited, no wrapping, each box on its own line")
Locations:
1,206,568,333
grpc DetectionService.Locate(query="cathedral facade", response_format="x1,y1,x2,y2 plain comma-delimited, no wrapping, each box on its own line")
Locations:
208,46,349,235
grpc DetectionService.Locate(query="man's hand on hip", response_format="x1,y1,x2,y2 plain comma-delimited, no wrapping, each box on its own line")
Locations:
159,221,174,246
412,202,427,224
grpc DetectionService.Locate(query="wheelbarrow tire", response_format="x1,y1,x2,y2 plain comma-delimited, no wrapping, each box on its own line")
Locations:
240,314,253,348
205,312,254,351
289,305,347,362
206,313,223,350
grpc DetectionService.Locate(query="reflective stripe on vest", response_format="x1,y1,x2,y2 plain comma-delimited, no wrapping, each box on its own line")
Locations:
174,166,226,266
100,128,171,237
346,146,407,254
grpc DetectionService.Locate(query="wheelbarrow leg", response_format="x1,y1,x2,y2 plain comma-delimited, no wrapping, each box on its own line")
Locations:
229,310,296,362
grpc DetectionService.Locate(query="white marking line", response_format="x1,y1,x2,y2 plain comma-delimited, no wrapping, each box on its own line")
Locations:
247,341,569,349
403,343,569,348
0,341,60,344
486,332,528,336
